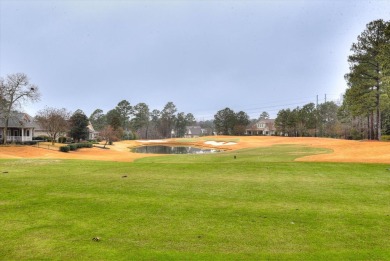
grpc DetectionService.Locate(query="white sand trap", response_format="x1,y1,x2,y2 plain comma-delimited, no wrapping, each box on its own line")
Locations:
137,140,167,143
204,141,237,146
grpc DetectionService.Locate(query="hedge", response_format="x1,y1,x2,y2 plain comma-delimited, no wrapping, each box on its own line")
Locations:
68,144,78,151
23,141,38,145
59,142,93,152
59,146,70,152
76,142,93,148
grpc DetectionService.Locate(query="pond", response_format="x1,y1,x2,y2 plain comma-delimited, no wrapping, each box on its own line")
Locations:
132,145,219,154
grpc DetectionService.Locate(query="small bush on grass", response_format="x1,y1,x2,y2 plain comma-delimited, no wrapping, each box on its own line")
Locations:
68,144,78,151
84,143,93,148
59,146,70,152
23,141,38,145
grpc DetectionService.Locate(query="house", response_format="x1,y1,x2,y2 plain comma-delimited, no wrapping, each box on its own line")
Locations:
0,112,35,143
87,122,98,140
246,119,276,136
33,121,69,141
33,121,52,138
34,120,98,141
184,126,204,138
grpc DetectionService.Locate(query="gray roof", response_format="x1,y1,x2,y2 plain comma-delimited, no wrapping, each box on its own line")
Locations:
0,112,36,128
186,126,202,135
247,119,276,131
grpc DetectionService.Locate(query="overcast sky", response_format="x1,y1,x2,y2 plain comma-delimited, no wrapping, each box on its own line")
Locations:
1,0,390,120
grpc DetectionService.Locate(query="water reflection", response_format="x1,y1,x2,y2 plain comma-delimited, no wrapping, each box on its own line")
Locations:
132,145,219,154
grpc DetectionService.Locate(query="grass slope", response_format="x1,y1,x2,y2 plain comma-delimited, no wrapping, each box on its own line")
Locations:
0,146,390,260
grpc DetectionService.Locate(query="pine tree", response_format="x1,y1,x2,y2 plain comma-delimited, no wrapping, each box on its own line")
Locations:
345,19,390,140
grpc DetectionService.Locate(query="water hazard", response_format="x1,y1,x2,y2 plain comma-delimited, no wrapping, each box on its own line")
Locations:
132,145,219,154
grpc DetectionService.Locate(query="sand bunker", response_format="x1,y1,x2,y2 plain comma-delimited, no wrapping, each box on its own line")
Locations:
0,136,389,164
204,141,237,146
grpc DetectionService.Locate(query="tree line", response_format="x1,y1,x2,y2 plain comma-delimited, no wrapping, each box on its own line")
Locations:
88,100,198,140
274,101,339,137
36,101,202,143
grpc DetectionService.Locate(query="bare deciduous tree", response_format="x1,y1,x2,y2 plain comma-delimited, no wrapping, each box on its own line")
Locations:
35,107,71,145
98,125,121,148
0,73,40,144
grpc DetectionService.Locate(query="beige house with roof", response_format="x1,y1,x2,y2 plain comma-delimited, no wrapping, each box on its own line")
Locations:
34,121,97,141
246,119,276,136
87,122,98,140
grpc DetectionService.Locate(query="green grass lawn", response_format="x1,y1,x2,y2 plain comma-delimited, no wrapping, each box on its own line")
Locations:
1,145,390,260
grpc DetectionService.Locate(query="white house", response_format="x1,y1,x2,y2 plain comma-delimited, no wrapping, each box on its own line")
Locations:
0,112,35,143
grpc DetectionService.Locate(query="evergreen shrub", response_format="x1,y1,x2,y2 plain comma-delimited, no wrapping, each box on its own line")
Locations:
59,146,70,152
69,144,78,151
76,142,93,148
